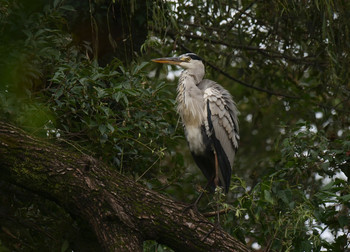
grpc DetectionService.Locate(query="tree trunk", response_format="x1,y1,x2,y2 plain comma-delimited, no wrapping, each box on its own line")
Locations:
0,122,250,252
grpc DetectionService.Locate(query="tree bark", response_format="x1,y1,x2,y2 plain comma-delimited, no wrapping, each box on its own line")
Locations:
0,122,250,252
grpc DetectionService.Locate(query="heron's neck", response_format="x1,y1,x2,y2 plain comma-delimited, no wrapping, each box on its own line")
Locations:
181,68,205,85
176,69,205,128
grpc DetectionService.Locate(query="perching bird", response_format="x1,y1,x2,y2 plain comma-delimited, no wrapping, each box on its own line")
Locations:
152,53,239,194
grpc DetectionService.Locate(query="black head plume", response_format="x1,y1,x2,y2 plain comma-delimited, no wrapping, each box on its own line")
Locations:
185,53,202,61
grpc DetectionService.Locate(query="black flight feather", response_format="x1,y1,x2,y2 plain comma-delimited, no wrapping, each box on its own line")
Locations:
206,100,232,193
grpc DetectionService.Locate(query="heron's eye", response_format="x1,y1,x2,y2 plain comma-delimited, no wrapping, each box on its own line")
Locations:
180,56,191,62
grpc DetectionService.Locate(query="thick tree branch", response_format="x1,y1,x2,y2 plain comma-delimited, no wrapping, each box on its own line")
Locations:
0,122,250,252
0,181,101,251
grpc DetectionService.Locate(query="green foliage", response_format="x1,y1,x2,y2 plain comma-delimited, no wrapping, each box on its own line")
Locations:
0,0,181,178
0,0,74,131
221,124,349,251
47,57,178,176
143,240,174,252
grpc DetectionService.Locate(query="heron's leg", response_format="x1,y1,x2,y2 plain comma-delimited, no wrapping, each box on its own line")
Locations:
209,150,222,237
188,151,220,212
191,151,223,241
192,190,204,209
200,189,223,242
213,150,219,187
200,190,223,242
213,150,221,221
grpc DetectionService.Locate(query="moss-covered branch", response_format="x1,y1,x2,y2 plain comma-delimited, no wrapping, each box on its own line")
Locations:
0,122,249,252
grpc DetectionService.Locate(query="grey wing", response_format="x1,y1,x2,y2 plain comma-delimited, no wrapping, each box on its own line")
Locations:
199,80,239,192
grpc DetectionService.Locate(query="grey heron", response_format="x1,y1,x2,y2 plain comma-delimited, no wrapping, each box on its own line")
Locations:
152,53,239,197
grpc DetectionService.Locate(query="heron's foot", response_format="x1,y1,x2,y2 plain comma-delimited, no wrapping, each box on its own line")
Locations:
182,189,206,214
200,221,222,242
182,202,199,216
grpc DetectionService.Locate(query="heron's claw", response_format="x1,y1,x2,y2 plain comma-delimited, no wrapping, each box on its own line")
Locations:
200,222,222,242
182,202,199,216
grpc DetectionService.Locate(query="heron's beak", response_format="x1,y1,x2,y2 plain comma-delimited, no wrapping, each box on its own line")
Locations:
151,57,182,65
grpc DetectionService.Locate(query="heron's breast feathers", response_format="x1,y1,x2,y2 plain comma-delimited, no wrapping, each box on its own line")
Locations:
176,76,205,128
176,75,207,154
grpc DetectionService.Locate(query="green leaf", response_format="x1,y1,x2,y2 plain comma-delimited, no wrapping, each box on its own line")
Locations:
339,194,350,202
132,62,148,75
60,240,69,252
264,190,274,204
60,5,76,11
99,124,106,135
112,92,124,103
54,88,63,99
100,106,110,116
338,215,349,228
106,123,115,133
94,87,107,98
53,0,61,9
277,189,292,205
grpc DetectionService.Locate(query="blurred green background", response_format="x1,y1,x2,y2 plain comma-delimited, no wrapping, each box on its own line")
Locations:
0,0,349,251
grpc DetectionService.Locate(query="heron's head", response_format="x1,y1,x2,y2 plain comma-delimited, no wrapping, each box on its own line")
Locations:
151,53,204,70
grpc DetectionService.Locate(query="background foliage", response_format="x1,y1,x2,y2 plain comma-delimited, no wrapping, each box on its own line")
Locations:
0,0,349,251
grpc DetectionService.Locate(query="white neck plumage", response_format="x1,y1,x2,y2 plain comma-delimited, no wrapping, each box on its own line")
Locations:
176,68,206,127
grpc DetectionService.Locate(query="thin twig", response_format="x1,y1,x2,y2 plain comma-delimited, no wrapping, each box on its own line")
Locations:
164,29,316,65
205,60,300,99
224,1,257,33
203,208,230,217
177,41,300,99
135,156,160,182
